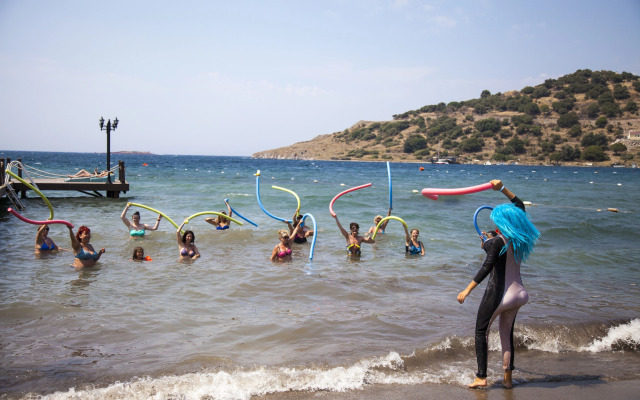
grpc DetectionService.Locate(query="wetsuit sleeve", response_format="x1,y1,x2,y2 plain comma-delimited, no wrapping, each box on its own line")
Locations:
511,195,525,212
473,237,502,284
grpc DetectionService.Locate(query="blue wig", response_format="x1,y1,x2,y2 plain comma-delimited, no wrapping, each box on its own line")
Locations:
490,203,540,263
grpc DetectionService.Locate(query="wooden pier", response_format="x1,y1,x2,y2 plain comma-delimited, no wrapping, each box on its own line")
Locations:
1,158,129,199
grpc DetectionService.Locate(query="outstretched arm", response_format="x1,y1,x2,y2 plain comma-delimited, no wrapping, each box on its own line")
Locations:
403,225,411,245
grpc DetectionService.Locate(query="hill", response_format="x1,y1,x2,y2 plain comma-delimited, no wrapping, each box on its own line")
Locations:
252,69,640,166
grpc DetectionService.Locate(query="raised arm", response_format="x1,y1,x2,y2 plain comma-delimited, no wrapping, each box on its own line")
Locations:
36,225,47,247
121,203,131,228
225,200,233,218
68,226,80,251
491,179,524,211
403,224,411,245
177,221,186,245
380,208,392,231
333,215,349,239
147,215,162,231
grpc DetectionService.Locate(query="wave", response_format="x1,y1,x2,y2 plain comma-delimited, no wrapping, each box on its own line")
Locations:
32,319,639,400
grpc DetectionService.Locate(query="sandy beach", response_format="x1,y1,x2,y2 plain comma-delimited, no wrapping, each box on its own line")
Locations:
257,379,640,400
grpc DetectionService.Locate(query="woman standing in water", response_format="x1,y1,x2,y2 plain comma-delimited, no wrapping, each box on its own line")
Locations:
68,225,105,268
204,201,232,230
177,222,200,261
404,226,425,255
35,224,59,253
270,224,302,262
121,203,162,237
457,180,540,389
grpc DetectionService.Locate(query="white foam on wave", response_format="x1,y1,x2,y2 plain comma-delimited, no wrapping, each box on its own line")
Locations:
580,318,640,352
39,352,433,400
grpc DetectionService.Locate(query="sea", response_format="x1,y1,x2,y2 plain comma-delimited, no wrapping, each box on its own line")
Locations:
1,150,639,399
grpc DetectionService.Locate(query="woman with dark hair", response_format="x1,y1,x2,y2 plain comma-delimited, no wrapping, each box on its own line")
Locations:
177,221,200,260
35,224,60,253
204,200,232,230
286,211,314,244
121,203,161,237
457,180,540,389
68,225,105,268
404,226,425,255
332,215,375,256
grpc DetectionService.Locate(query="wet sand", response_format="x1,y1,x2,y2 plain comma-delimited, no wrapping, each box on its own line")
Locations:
256,379,640,400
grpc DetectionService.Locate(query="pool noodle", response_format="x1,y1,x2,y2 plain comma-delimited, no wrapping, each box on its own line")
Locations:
7,207,73,228
329,183,372,217
371,216,408,240
474,205,494,241
6,170,54,220
184,211,243,226
300,213,317,260
255,172,290,222
272,185,301,218
128,203,180,230
224,199,258,227
387,161,392,210
421,182,494,201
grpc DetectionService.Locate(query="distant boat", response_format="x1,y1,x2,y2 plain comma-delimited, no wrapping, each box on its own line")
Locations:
433,160,449,165
484,161,492,165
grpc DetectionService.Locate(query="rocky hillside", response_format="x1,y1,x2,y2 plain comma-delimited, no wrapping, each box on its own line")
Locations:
252,69,640,166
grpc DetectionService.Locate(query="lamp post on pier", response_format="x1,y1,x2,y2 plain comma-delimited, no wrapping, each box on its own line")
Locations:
99,116,118,183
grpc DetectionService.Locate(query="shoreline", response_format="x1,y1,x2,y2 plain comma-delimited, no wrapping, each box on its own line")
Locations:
256,379,640,400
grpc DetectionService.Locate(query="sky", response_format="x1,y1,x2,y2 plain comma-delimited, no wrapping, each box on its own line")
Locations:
1,0,639,156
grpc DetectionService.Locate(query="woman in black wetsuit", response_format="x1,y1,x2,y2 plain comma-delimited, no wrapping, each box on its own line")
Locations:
457,180,540,389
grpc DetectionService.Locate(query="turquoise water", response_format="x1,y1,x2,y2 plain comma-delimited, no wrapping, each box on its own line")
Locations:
1,151,639,399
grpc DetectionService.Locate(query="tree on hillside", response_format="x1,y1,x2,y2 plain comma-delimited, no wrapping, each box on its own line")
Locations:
481,90,491,98
581,132,609,148
557,112,580,128
582,145,608,161
403,134,428,153
610,142,627,155
613,83,630,100
595,116,608,128
586,103,600,118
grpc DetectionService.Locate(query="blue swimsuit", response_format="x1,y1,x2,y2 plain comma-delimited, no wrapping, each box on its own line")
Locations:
40,241,55,251
75,247,99,260
406,241,423,255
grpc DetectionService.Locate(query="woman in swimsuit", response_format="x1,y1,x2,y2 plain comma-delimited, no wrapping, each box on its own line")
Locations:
333,215,375,256
35,224,60,253
270,225,302,262
177,222,200,261
204,201,232,230
121,203,161,237
457,180,540,389
287,211,314,244
367,208,392,235
404,226,425,255
68,225,105,268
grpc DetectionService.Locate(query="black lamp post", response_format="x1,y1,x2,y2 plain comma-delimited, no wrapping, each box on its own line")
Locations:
99,116,118,183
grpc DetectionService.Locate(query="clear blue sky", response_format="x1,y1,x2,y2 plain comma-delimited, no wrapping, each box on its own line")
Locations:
1,0,639,156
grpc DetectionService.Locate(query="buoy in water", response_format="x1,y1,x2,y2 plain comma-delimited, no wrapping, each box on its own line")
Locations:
419,167,424,171
142,163,148,166
608,208,619,213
